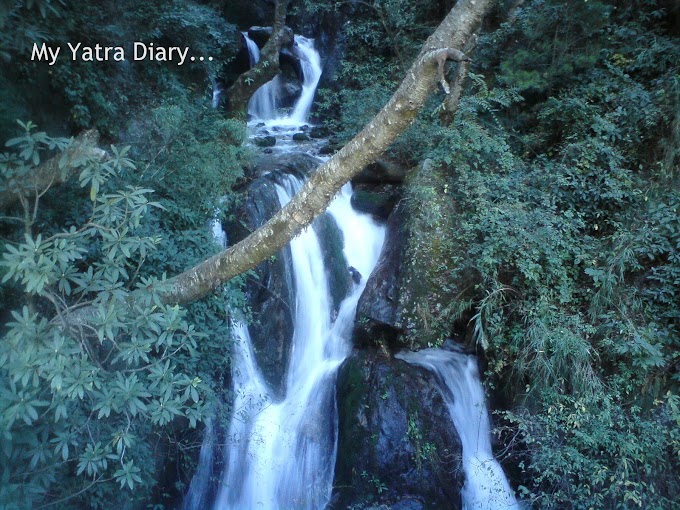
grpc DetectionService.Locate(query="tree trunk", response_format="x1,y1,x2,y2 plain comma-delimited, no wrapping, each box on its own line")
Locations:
165,0,495,305
225,0,292,115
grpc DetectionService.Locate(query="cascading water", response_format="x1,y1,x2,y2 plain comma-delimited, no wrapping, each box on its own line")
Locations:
242,32,260,67
182,419,216,510
396,348,521,510
209,175,385,510
242,30,280,122
186,24,521,510
242,32,322,126
288,36,322,124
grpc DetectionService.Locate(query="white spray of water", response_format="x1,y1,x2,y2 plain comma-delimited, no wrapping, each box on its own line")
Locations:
287,36,322,124
242,33,322,127
211,175,385,510
396,348,521,510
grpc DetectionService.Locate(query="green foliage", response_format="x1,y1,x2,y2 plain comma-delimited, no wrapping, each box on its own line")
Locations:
326,0,680,506
502,389,679,509
0,123,237,508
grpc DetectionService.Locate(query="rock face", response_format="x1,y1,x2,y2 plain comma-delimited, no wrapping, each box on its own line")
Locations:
313,212,350,315
356,160,470,350
356,204,406,346
224,174,294,398
332,349,464,510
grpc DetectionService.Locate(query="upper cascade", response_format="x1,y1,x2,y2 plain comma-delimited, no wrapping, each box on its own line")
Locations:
242,32,322,127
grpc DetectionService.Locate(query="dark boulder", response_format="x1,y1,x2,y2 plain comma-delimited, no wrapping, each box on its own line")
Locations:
223,176,294,398
353,159,407,185
351,188,400,220
332,348,464,510
292,132,310,142
355,204,406,346
254,135,276,147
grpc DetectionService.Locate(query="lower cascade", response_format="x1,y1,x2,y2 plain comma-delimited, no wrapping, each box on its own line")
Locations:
396,349,521,510
200,176,385,510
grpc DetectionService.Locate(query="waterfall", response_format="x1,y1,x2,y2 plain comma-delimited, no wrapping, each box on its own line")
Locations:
242,32,322,126
210,218,226,248
242,32,260,67
186,26,520,510
211,75,222,109
209,175,385,510
396,348,520,510
288,36,322,124
242,32,280,121
182,419,216,510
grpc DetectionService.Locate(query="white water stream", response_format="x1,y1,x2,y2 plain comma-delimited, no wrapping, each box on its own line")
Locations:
396,349,521,510
243,32,322,127
212,176,385,509
187,26,519,510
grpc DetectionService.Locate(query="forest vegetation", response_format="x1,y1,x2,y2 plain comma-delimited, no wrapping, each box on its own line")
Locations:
0,0,678,508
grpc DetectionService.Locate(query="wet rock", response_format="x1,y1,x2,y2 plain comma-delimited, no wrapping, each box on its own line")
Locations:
280,78,303,107
254,135,276,147
313,213,350,314
278,55,303,108
353,159,407,185
252,152,320,179
356,204,406,346
348,266,362,285
223,176,294,398
332,348,464,510
293,132,310,142
351,189,399,220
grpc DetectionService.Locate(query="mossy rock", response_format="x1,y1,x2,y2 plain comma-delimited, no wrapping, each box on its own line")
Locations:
351,189,399,219
313,212,350,313
331,348,464,510
397,161,466,348
254,135,276,147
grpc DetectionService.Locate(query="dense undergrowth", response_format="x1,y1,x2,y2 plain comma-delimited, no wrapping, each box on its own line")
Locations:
318,0,680,507
0,0,678,508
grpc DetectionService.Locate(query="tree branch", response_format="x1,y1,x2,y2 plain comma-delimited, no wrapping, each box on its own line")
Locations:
225,0,292,115
165,0,495,305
